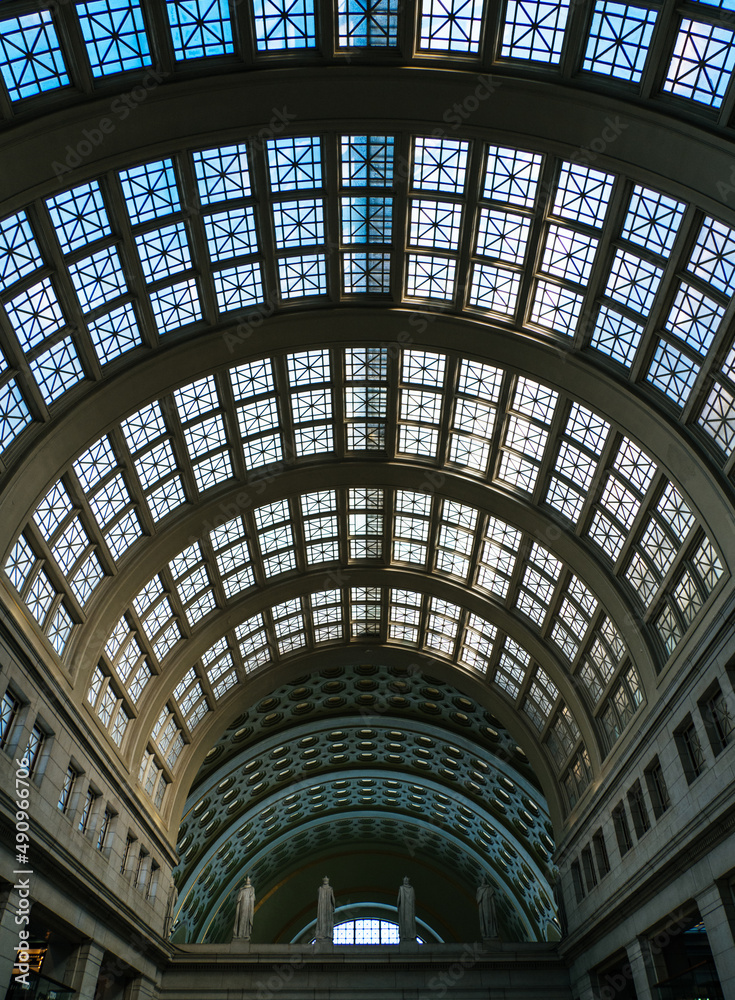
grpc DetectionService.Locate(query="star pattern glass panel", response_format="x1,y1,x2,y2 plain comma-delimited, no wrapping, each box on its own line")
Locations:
193,144,251,202
252,0,317,50
68,246,127,312
46,182,111,255
76,1,151,76
546,403,610,522
0,11,69,101
88,302,142,365
345,346,388,449
553,163,614,228
688,217,735,295
166,0,234,59
664,18,735,107
0,212,43,291
274,200,325,248
622,186,685,255
448,359,502,473
119,159,180,225
343,252,391,293
589,306,644,367
287,350,334,455
583,2,657,82
469,263,521,316
501,0,571,63
337,0,399,46
301,492,339,564
398,349,446,456
0,381,33,449
418,0,484,52
348,488,384,558
268,137,321,191
605,249,662,314
413,137,469,194
530,280,583,336
342,198,393,244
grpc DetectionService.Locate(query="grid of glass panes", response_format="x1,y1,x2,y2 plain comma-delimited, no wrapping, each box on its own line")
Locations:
287,350,334,455
229,357,282,470
104,613,153,704
563,747,592,805
393,490,432,565
4,532,72,655
388,589,423,643
254,499,297,577
523,668,559,731
434,500,477,580
121,401,187,521
301,491,340,564
424,596,462,657
132,575,182,664
492,636,532,698
236,613,271,671
344,346,389,446
333,918,401,944
348,487,384,558
210,515,255,598
548,574,598,664
397,349,447,458
498,377,559,493
73,434,143,562
418,0,484,52
271,597,307,654
448,359,502,474
546,402,611,523
172,375,234,492
341,137,394,295
476,516,521,599
310,589,344,642
202,636,239,698
576,615,627,705
459,613,498,673
501,0,571,63
406,138,467,301
587,436,656,565
546,703,580,766
654,535,724,655
170,542,217,624
350,586,382,637
599,664,642,745
172,666,210,731
515,543,562,627
86,665,129,745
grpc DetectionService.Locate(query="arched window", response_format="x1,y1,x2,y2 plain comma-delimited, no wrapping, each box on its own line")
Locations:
332,918,424,944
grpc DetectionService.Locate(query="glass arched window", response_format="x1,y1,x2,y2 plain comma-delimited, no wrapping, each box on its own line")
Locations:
332,918,424,944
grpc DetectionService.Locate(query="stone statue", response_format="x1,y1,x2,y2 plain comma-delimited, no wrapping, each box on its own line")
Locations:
164,877,178,938
476,878,498,939
316,876,335,941
233,876,255,940
397,876,416,942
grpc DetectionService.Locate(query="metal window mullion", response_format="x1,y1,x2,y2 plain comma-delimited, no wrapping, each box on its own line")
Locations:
637,0,681,101
270,353,297,469
575,427,627,541
435,355,459,468
454,139,484,313
176,151,219,327
529,391,569,507
324,134,342,301
679,280,735,424
249,134,283,313
390,132,412,304
139,0,177,78
159,390,199,502
557,0,592,80
399,0,420,58
52,0,96,95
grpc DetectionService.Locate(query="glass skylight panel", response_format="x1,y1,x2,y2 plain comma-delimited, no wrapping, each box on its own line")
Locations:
460,613,498,673
388,589,422,643
271,598,307,654
252,0,316,50
268,137,321,191
589,306,644,367
393,490,431,564
122,401,187,520
476,210,531,265
174,375,233,492
254,499,296,576
273,199,324,248
418,0,484,52
409,201,462,251
541,226,599,284
348,488,384,558
687,217,735,295
214,263,264,312
604,250,662,314
149,278,202,333
699,348,735,454
88,302,142,365
646,342,700,406
477,516,520,598
342,197,392,244
665,283,723,354
285,349,333,454
4,535,36,592
170,542,216,622
337,0,398,45
345,347,388,449
193,144,251,203
301,492,339,563
530,281,583,337
68,247,127,313
412,138,469,194
310,590,343,642
7,277,66,352
406,254,457,300
0,11,70,101
278,254,327,298
449,360,501,473
622,186,685,256
0,212,43,291
664,19,735,107
583,2,657,82
501,0,571,63
203,208,258,261
350,586,382,637
398,349,446,457
0,380,33,451
523,670,558,729
484,146,542,208
551,575,597,662
553,163,614,228
493,636,530,698
469,264,521,316
546,403,609,522
425,597,461,657
343,249,390,293
204,638,238,697
516,543,561,626
30,339,86,404
76,1,151,75
46,182,111,255
136,223,192,282
435,500,477,579
588,437,653,561
166,0,234,59
498,377,558,492
236,613,270,671
230,358,282,468
341,136,395,185
119,159,180,225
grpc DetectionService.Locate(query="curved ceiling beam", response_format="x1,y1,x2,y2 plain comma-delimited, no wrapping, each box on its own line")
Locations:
3,68,735,219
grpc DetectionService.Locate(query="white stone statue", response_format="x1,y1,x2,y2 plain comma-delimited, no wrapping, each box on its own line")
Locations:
164,877,178,938
233,877,255,940
316,876,335,941
476,878,498,939
397,876,416,942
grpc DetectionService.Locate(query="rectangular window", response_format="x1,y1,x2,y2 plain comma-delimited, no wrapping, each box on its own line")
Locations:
700,687,733,755
121,833,136,875
135,847,150,890
676,717,705,783
627,779,650,838
97,807,113,850
146,860,159,900
58,765,78,812
592,828,610,876
571,859,585,902
644,757,670,818
581,846,597,891
612,801,632,856
24,723,45,776
78,787,98,833
0,691,20,749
